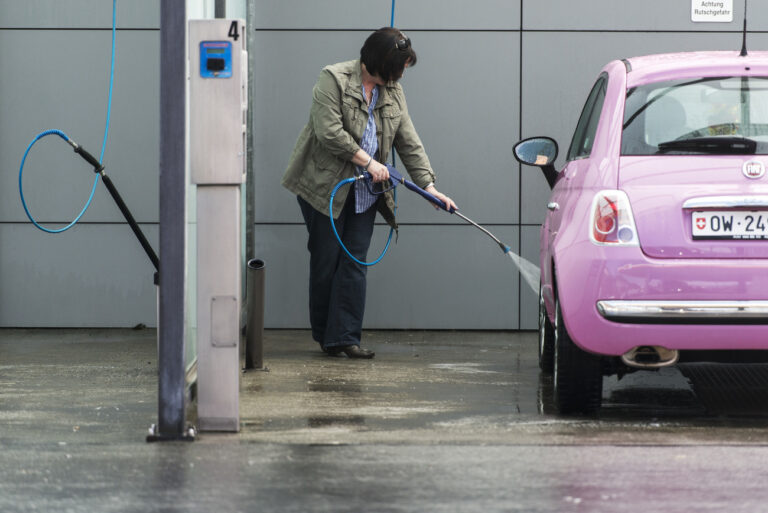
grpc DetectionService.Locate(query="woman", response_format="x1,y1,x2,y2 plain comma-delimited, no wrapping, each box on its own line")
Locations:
282,27,456,359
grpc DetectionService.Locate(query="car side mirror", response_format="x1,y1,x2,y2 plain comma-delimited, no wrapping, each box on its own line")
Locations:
513,137,559,189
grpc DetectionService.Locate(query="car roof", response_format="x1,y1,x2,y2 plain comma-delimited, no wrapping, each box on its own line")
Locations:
622,50,768,88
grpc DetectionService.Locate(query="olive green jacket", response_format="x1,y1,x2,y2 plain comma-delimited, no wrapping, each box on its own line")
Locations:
281,59,436,228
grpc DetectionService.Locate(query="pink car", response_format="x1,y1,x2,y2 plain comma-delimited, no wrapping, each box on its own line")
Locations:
514,51,768,414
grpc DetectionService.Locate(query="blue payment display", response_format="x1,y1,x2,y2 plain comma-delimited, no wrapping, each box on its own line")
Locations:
199,41,232,78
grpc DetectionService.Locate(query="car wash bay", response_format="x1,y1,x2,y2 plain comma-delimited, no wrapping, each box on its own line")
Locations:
2,328,768,513
5,2,768,512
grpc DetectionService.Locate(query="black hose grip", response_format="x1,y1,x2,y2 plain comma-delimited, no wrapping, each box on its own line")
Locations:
73,145,104,173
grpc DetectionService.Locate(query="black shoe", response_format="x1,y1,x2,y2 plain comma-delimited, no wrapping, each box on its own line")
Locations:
327,345,375,359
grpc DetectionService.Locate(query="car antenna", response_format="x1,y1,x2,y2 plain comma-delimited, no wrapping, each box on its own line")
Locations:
740,0,748,57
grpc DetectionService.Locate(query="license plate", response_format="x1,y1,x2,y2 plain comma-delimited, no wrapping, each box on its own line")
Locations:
692,211,768,239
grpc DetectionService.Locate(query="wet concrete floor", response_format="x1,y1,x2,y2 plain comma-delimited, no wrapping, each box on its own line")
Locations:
1,328,768,512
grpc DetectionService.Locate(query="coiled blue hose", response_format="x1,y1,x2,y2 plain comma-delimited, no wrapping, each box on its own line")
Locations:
18,130,99,233
329,178,396,267
18,0,117,233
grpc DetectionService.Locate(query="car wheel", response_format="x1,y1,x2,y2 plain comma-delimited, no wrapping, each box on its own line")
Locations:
553,296,603,415
538,284,555,374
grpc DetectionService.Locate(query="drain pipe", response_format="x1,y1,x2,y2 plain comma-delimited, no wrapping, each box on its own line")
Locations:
245,259,266,370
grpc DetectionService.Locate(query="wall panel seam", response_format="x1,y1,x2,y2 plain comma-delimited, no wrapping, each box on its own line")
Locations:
247,29,760,34
0,27,159,31
520,29,761,34
518,0,524,330
0,222,159,225
251,28,522,33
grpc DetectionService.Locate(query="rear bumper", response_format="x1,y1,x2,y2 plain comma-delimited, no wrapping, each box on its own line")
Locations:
554,240,768,355
597,300,768,324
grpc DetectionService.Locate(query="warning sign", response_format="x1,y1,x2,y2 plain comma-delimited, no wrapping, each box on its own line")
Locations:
691,0,733,22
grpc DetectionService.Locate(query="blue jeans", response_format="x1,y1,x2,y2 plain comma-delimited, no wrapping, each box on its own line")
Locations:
298,194,377,349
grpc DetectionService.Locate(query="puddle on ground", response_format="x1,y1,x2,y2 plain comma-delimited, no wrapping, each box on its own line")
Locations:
428,363,498,374
308,415,366,428
307,379,362,395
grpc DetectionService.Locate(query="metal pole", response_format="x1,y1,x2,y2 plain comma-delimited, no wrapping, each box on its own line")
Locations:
149,0,192,442
215,0,226,18
246,0,255,285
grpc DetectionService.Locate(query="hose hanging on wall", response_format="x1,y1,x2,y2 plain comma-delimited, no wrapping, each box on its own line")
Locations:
18,130,99,233
17,1,159,272
18,0,117,234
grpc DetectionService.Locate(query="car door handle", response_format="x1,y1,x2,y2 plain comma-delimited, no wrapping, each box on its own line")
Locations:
547,202,560,211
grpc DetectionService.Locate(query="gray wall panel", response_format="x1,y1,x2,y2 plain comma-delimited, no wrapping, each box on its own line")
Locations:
253,30,520,225
253,223,521,329
250,0,520,30
402,31,520,224
0,0,158,28
394,0,520,30
0,224,157,327
252,224,308,328
1,30,160,223
251,0,391,30
523,0,751,31
368,224,520,329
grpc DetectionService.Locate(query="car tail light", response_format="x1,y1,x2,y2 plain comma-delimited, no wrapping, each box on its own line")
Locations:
589,190,639,246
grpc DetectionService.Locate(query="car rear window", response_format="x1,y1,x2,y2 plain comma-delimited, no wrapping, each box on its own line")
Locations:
622,76,768,155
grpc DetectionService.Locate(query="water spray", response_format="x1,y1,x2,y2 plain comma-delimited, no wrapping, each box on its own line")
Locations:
330,165,541,291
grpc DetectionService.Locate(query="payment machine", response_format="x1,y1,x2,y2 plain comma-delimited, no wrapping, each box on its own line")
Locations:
189,19,247,432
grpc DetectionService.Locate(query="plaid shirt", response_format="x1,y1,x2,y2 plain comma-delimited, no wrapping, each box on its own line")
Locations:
355,84,379,213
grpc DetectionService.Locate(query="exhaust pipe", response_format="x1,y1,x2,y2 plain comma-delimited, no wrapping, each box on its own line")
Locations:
621,346,679,369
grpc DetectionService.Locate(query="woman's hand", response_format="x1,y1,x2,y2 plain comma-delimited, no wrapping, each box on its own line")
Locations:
352,150,389,183
425,184,457,212
366,160,390,183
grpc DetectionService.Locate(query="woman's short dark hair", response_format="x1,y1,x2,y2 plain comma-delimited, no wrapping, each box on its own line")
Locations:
360,27,417,83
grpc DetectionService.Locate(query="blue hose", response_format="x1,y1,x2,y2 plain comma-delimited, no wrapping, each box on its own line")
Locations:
18,0,117,233
329,178,396,267
101,0,117,164
18,130,100,233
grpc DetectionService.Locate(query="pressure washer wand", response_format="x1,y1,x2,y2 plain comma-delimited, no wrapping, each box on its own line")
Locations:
453,211,511,254
69,140,160,273
382,165,512,254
